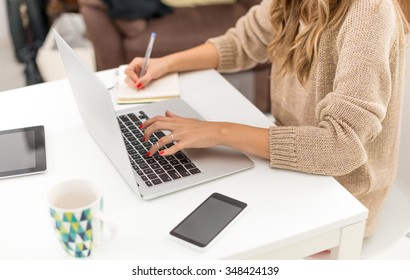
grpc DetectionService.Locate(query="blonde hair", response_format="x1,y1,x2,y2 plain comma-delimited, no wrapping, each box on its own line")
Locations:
268,0,409,85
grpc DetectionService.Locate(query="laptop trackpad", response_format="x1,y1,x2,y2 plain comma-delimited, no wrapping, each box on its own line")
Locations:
184,146,254,177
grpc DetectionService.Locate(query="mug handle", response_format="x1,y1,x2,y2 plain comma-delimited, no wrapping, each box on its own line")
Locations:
92,212,117,246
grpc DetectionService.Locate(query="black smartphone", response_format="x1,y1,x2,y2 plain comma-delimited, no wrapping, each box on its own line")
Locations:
170,193,247,249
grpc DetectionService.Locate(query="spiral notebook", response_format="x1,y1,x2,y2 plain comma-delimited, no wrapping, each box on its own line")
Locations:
116,65,180,104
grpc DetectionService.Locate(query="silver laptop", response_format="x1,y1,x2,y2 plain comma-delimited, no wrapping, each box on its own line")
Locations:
54,30,254,200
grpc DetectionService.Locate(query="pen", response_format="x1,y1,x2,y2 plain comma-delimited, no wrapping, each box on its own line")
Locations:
139,32,156,80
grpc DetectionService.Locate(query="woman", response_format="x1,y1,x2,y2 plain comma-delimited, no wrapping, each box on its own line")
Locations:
124,0,408,237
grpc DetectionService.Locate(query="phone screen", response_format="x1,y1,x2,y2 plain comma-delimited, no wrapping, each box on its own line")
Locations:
170,193,247,248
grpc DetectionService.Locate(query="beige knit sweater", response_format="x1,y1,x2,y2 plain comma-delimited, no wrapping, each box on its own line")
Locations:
209,0,406,237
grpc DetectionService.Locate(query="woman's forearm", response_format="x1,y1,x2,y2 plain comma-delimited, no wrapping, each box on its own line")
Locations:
218,123,270,160
163,43,220,73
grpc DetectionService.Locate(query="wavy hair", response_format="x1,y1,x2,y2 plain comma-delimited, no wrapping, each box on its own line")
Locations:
268,0,409,85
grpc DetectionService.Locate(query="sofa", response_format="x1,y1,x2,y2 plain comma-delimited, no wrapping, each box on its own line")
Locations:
78,0,271,112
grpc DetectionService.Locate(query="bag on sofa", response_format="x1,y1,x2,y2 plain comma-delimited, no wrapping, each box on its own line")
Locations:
101,0,172,19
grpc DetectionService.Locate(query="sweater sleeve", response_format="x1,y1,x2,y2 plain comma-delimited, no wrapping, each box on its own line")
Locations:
269,0,397,176
207,0,273,73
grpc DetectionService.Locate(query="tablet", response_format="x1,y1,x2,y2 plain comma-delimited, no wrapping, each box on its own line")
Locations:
0,125,46,179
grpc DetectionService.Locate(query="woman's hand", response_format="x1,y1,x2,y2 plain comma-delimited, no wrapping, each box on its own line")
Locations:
141,110,271,159
123,43,219,90
124,57,170,89
141,110,223,157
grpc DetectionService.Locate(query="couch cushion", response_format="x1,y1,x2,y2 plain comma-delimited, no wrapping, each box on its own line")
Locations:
47,0,80,22
163,0,237,8
122,4,247,60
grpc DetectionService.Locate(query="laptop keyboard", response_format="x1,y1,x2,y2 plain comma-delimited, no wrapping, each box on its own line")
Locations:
117,111,201,187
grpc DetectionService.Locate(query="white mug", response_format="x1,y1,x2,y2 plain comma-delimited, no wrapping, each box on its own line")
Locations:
47,179,110,258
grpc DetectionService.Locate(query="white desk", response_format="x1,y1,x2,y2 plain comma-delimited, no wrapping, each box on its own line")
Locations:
0,69,367,260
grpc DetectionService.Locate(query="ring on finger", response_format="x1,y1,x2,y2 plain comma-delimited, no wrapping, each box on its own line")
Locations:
170,133,175,143
156,142,160,149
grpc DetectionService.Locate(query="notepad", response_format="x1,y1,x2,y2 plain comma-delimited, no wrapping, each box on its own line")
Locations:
116,64,180,104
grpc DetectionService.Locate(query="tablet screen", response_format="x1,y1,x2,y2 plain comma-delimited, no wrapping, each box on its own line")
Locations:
0,126,46,179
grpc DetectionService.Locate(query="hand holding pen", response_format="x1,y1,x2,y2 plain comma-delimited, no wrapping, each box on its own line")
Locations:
124,32,173,90
137,32,156,90
123,32,157,90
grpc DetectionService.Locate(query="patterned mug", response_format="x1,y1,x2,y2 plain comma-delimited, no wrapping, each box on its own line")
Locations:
47,179,108,258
